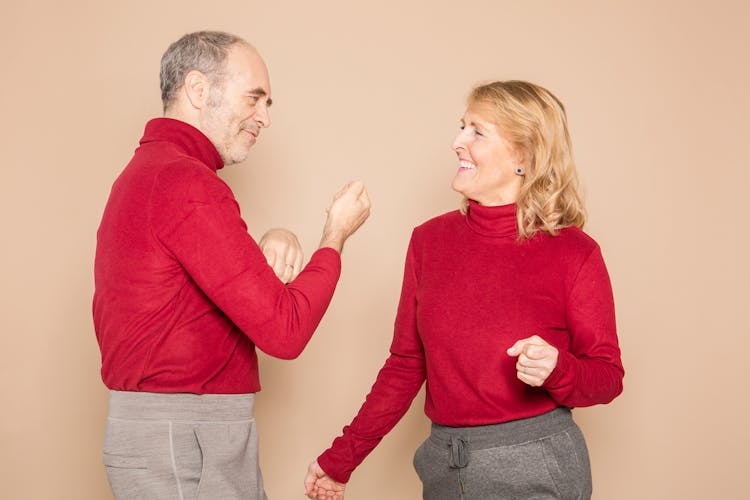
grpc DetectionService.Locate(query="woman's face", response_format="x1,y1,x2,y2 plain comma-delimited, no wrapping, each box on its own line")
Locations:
450,104,524,206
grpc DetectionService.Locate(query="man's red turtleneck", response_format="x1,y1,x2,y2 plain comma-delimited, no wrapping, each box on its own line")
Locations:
93,118,341,394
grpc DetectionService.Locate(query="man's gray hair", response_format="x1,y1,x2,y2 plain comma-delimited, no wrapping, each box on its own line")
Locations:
160,31,249,111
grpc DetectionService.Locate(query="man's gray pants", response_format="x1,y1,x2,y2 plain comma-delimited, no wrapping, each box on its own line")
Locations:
413,408,592,500
102,390,267,500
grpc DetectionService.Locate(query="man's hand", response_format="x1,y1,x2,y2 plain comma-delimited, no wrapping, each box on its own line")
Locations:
304,461,346,500
506,335,559,387
258,228,304,283
319,181,371,253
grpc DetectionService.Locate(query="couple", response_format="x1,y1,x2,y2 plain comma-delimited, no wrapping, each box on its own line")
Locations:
94,31,623,500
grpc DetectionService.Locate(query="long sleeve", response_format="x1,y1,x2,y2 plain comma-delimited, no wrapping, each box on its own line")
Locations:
154,175,340,360
317,236,426,484
95,118,342,393
543,246,624,406
313,209,625,484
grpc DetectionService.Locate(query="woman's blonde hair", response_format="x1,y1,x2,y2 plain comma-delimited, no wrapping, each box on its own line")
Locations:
463,80,586,238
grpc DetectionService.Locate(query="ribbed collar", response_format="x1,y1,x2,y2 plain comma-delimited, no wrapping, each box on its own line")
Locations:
464,200,518,238
140,118,224,171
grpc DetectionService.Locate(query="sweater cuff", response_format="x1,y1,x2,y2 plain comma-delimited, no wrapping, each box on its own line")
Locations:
297,247,341,287
543,349,575,391
311,246,342,270
317,450,352,484
312,245,342,259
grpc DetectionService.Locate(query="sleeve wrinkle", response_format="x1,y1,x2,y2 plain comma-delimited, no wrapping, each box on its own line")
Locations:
550,240,623,407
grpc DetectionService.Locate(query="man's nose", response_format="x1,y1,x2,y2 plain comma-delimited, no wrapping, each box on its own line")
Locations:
256,103,271,128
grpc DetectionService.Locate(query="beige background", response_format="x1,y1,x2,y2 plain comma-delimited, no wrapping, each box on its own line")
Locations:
1,1,748,498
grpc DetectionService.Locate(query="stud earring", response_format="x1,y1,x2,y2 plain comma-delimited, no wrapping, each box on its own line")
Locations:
515,167,525,176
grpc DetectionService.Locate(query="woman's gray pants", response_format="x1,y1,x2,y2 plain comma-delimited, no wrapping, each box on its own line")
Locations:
413,408,592,500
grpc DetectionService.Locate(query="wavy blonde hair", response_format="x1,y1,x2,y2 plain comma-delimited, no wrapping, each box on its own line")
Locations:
462,80,586,238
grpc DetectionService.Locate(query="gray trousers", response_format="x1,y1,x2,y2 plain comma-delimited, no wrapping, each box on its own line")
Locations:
413,408,592,500
103,391,267,500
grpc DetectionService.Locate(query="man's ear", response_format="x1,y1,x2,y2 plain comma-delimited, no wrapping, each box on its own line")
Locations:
183,70,210,110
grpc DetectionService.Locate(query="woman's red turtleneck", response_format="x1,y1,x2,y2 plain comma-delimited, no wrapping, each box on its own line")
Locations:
318,201,624,483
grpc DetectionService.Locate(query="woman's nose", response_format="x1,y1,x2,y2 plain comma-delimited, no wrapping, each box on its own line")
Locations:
451,132,467,152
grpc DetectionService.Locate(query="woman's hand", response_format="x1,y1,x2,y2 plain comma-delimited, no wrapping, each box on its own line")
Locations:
304,461,346,500
507,335,559,387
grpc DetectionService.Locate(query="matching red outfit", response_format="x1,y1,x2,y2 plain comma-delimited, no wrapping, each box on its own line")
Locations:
94,120,623,487
93,118,341,394
318,201,624,483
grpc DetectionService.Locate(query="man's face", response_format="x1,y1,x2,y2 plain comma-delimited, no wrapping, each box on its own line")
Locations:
200,44,272,166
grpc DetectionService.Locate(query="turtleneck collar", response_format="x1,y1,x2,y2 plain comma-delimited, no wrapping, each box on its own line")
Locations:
464,199,518,238
140,118,224,172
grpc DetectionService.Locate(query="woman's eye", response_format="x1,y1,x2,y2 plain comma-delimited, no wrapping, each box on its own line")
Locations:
475,129,484,136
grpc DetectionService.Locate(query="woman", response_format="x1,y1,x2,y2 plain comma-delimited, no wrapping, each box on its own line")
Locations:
304,81,624,500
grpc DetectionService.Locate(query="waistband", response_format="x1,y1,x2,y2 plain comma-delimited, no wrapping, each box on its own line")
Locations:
108,390,255,422
430,407,575,451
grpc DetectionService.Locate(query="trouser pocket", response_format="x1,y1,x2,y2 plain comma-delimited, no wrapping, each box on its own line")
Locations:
540,426,592,500
102,418,151,499
103,417,266,500
193,420,266,500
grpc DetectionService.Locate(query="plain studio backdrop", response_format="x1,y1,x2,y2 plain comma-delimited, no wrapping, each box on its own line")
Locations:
1,1,748,498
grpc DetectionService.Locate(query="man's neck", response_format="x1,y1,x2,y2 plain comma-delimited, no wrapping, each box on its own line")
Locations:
163,106,201,132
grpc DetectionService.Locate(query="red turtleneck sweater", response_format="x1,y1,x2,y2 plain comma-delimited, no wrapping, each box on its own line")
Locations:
93,118,341,394
318,201,624,483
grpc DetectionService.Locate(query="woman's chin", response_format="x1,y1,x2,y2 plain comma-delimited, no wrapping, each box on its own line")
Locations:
451,178,470,198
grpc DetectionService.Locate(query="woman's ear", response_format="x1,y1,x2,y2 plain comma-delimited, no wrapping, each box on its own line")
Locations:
513,147,528,176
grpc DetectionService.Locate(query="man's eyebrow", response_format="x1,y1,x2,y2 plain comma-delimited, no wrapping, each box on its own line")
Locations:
249,87,272,107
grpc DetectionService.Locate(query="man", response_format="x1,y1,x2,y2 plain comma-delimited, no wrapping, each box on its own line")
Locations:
93,31,370,499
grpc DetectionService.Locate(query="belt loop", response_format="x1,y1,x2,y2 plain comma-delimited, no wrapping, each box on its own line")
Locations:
448,435,469,469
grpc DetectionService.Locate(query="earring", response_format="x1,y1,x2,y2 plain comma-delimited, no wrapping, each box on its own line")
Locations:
515,167,525,176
